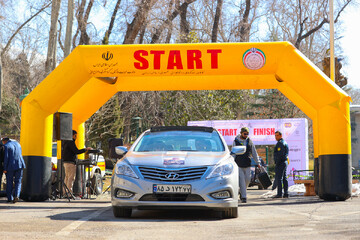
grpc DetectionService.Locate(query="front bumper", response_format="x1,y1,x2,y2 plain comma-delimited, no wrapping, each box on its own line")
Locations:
111,171,239,210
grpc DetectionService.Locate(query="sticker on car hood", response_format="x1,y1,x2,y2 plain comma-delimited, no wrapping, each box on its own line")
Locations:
163,157,185,165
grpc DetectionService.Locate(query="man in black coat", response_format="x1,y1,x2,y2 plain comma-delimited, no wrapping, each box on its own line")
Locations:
62,130,91,194
273,131,289,198
233,127,261,203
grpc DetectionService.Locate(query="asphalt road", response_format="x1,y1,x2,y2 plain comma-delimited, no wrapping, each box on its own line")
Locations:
0,188,359,240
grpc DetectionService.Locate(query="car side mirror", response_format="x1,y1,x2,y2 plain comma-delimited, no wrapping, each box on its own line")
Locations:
231,146,246,155
115,146,128,156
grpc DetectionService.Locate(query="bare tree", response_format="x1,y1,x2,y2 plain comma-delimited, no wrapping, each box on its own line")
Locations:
102,0,122,45
123,0,157,44
344,86,360,105
266,0,352,61
1,2,51,58
239,0,251,42
45,0,61,76
179,0,191,42
294,0,351,48
211,0,223,42
150,0,196,44
0,56,2,111
72,0,94,47
64,0,74,57
165,0,175,43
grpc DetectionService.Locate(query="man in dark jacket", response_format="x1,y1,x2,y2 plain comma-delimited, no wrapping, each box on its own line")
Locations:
233,127,260,203
62,130,91,194
273,131,289,198
2,137,26,203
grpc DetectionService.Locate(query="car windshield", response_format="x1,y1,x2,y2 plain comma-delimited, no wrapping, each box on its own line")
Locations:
133,130,225,152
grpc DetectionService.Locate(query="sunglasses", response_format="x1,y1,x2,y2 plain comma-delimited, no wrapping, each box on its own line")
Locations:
242,132,249,136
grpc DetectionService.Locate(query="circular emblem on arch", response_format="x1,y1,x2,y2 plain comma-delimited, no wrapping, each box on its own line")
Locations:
242,48,266,70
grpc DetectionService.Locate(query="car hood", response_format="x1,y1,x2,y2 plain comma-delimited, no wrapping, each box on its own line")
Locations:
123,151,229,167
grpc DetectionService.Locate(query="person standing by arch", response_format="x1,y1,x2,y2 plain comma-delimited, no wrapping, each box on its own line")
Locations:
232,127,261,203
2,137,26,203
62,130,91,195
273,131,289,198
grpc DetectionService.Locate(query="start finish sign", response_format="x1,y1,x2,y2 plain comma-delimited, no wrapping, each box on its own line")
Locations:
134,49,222,70
188,118,309,185
88,46,268,77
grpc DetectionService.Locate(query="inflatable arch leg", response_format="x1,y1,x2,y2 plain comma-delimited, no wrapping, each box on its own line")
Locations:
318,104,352,200
20,104,53,201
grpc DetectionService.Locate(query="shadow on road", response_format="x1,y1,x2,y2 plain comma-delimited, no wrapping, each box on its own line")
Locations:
48,208,227,222
0,197,110,210
241,196,325,207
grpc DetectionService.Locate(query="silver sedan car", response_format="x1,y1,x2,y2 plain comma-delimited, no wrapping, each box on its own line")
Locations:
111,126,245,218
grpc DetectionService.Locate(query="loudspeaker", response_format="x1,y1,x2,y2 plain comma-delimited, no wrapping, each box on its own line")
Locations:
108,138,124,159
53,112,72,141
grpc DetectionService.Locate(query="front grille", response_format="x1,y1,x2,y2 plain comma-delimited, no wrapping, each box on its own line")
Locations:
139,194,205,202
138,166,208,182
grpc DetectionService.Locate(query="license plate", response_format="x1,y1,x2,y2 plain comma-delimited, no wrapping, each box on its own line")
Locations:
153,184,191,193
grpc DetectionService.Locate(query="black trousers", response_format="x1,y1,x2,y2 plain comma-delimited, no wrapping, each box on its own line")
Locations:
275,162,288,197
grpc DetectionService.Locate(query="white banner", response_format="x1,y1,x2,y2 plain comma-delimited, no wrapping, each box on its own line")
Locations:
188,119,309,185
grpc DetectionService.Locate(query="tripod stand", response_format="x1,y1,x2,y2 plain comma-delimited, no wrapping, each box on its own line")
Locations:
79,149,101,199
78,160,96,199
51,159,75,201
102,158,116,194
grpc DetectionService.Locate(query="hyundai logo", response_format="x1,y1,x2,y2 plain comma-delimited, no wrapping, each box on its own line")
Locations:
165,172,179,180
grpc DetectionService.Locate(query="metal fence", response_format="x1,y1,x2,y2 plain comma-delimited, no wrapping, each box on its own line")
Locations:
293,170,314,181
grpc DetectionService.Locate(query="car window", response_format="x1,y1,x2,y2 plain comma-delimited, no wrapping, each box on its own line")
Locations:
52,147,57,157
133,130,225,152
52,143,57,157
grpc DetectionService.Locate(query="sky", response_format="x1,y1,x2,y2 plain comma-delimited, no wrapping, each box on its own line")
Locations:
341,2,360,88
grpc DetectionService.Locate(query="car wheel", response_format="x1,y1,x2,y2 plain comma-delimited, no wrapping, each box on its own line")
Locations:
222,207,238,219
91,172,103,195
113,206,132,218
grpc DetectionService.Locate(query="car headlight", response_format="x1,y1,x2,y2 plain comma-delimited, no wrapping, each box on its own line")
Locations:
206,162,234,179
115,162,139,179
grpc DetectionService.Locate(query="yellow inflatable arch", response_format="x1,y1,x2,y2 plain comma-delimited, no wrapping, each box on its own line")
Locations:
20,42,351,201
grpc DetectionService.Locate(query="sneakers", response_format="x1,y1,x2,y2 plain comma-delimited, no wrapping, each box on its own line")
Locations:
283,194,289,198
241,198,247,203
13,197,19,203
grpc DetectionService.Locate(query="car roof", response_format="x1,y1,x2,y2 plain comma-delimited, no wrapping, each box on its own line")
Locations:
150,126,215,133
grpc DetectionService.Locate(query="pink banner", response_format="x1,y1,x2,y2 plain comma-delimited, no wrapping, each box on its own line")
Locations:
188,119,309,185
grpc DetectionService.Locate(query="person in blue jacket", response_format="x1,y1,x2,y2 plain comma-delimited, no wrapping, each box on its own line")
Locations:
273,131,289,198
2,137,26,203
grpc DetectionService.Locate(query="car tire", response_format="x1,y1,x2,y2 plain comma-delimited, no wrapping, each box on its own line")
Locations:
222,207,238,219
91,172,103,195
113,206,132,218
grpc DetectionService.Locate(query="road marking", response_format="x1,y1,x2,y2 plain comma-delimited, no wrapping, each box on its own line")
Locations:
56,206,111,236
